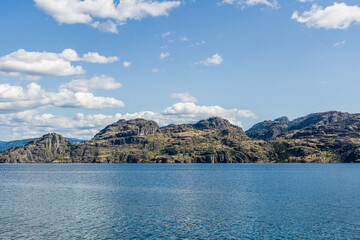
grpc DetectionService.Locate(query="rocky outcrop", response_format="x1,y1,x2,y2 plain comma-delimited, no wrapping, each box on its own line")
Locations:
194,117,232,130
246,116,289,140
248,111,360,163
0,133,74,163
246,111,355,140
71,117,274,163
288,111,351,131
2,112,360,163
93,118,159,140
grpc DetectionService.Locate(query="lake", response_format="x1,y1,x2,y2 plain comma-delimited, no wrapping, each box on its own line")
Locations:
0,164,359,239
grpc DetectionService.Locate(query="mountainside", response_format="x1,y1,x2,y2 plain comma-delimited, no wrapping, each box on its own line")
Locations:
0,138,36,152
1,111,360,163
246,111,360,162
71,117,274,163
0,138,85,153
0,133,74,163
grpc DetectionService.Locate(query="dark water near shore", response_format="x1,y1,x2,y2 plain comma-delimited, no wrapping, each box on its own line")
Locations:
0,164,359,239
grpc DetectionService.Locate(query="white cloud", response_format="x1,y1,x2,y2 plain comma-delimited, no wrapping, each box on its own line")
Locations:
60,75,122,92
123,61,131,68
170,92,197,103
0,49,84,77
34,0,181,33
81,52,119,63
91,20,119,33
151,68,165,73
334,40,346,47
191,40,206,47
0,78,124,113
161,102,256,126
160,52,170,59
0,49,119,78
0,71,21,78
197,53,223,66
0,95,256,140
19,75,42,81
180,36,189,42
221,0,278,8
162,31,175,38
298,0,313,2
292,3,360,29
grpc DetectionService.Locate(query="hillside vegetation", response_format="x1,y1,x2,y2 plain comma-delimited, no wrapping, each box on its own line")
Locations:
1,111,360,163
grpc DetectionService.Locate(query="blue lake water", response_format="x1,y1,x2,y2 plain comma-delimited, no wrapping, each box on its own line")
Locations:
0,164,359,239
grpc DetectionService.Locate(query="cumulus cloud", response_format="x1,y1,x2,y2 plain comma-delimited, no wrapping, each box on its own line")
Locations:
221,0,278,8
292,3,360,29
0,93,256,140
59,75,122,92
170,92,197,103
123,61,131,68
0,49,84,77
0,49,119,78
160,52,170,59
0,78,124,113
34,0,181,33
0,110,118,140
197,53,223,66
81,52,119,63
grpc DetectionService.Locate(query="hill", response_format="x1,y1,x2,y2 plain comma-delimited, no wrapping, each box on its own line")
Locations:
246,111,360,162
1,111,360,163
0,138,85,152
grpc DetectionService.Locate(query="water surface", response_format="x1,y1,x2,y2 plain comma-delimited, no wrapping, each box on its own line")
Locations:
0,164,359,239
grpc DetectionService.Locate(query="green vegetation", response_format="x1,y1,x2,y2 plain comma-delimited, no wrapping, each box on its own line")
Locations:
2,111,360,163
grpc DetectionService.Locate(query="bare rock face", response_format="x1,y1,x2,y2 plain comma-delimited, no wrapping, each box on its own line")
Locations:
246,116,290,140
288,111,351,131
194,117,232,130
93,118,159,140
0,133,74,163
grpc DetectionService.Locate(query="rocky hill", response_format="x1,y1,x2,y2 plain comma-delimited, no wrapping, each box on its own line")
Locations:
1,111,360,163
0,133,74,163
71,117,274,163
0,138,36,152
246,111,360,162
0,137,84,153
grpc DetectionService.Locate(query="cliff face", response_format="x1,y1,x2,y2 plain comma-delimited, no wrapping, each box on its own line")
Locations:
2,112,360,163
0,133,74,163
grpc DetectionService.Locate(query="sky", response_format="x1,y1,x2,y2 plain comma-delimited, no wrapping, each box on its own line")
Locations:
0,0,359,140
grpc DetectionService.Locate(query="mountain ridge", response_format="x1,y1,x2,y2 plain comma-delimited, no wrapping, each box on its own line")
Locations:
0,137,85,153
1,111,360,163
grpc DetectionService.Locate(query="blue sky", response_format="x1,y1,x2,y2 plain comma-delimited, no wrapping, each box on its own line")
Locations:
0,0,359,140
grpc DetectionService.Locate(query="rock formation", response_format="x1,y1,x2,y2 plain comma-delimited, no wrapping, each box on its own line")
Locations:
2,111,360,163
0,133,74,163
